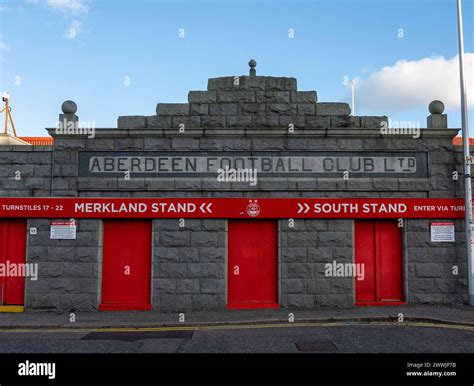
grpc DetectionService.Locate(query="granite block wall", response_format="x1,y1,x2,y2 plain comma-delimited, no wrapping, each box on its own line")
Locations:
25,219,101,311
280,219,354,308
0,147,52,197
152,219,227,311
0,71,469,310
406,219,467,304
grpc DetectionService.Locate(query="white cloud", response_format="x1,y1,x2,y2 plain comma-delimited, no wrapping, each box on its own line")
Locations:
27,0,89,14
64,19,83,38
355,54,474,112
0,41,10,52
27,0,89,39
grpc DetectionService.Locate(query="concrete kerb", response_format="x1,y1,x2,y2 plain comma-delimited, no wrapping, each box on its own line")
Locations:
1,315,473,331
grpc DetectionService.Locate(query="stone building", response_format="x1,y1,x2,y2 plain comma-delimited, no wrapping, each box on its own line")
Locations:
0,61,469,312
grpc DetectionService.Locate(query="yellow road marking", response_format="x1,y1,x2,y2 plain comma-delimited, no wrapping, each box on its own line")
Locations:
369,321,474,332
0,306,24,313
0,320,473,334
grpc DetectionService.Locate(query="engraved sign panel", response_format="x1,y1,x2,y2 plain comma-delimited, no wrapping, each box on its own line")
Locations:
78,152,428,178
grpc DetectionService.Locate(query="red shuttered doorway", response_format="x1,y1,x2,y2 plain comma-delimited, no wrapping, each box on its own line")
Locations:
100,220,152,311
228,220,278,309
355,220,404,305
0,220,27,306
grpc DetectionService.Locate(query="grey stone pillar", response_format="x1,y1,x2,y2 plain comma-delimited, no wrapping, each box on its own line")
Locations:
249,59,257,77
58,100,78,133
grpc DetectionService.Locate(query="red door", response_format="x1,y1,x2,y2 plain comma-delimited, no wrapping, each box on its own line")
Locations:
355,220,403,305
354,221,376,303
100,220,152,311
228,220,278,309
0,220,27,305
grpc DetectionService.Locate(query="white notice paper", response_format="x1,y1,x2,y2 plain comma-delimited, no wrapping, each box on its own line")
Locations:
50,220,77,240
430,222,455,243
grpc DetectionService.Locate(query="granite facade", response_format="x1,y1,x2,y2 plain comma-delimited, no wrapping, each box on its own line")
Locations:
0,70,468,310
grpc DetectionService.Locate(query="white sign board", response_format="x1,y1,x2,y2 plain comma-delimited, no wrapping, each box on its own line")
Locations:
50,220,76,240
430,222,455,243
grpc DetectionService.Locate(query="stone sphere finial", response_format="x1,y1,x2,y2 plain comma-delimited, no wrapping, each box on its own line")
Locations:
429,100,444,115
249,59,257,77
62,100,77,115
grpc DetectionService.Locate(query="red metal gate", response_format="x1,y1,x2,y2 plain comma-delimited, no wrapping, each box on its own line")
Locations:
100,220,152,310
227,220,278,309
355,220,404,305
0,219,26,305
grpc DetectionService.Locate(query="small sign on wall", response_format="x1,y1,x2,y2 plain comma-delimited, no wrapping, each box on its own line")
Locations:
430,222,455,242
50,219,76,240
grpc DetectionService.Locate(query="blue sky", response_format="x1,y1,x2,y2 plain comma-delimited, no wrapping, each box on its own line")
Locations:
0,0,473,136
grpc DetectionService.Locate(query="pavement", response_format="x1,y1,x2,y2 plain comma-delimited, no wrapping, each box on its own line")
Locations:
1,324,473,353
0,304,473,329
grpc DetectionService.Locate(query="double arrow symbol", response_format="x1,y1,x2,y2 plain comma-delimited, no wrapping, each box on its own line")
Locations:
297,203,311,214
199,203,213,213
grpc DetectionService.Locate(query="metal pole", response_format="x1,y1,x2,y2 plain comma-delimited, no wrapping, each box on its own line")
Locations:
351,80,355,116
3,98,8,135
456,0,474,305
7,105,17,136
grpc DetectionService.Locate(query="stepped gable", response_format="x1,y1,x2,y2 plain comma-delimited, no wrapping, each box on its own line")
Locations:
118,60,387,131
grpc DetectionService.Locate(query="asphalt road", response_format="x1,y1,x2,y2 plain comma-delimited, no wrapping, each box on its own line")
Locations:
0,322,473,353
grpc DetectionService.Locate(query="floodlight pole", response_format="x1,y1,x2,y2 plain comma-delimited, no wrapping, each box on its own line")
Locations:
456,0,474,305
1,93,17,137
